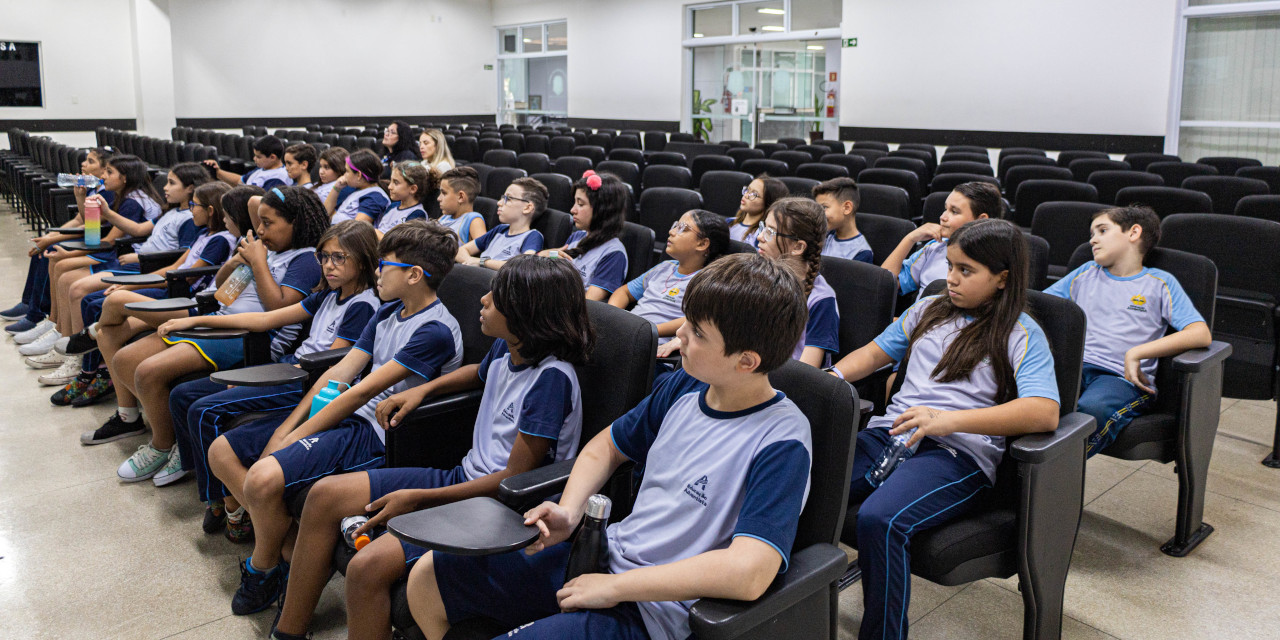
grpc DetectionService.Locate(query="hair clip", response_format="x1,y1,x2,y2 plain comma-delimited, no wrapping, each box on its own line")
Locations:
583,170,602,191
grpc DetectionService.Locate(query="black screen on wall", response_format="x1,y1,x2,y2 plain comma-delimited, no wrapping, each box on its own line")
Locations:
0,41,43,107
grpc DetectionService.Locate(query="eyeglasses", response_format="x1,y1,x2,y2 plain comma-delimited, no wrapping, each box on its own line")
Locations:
379,259,430,278
316,251,350,266
757,225,798,244
669,220,701,236
499,194,531,205
741,187,761,201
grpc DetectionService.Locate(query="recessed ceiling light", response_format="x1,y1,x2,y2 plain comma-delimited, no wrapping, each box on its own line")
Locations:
761,26,784,32
807,45,824,50
758,8,784,14
523,38,532,42
694,33,704,37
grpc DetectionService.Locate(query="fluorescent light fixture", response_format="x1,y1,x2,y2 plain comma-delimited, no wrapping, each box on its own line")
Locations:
523,38,532,42
761,25,784,31
694,32,704,37
758,7,784,14
807,45,824,50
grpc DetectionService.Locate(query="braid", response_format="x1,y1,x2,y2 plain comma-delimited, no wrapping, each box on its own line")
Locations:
768,197,827,296
801,249,821,296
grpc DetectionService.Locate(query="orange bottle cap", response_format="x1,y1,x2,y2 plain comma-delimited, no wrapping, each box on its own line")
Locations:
353,534,371,551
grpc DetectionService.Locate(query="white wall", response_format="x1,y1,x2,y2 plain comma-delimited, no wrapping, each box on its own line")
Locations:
839,0,1179,136
492,0,687,123
169,0,496,119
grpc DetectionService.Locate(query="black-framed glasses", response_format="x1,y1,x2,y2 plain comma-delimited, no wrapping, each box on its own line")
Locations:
500,194,531,205
757,225,798,244
316,251,350,266
379,259,430,278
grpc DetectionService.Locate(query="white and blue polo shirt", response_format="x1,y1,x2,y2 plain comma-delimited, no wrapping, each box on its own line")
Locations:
439,211,485,244
180,230,236,270
607,369,811,640
333,185,391,223
351,299,463,441
1045,261,1203,388
900,238,949,298
821,231,873,263
474,224,544,260
242,166,292,190
626,260,698,345
295,288,380,358
134,208,200,254
871,296,1060,482
219,248,323,358
728,218,761,246
375,201,426,234
564,230,627,293
311,180,337,202
794,274,840,365
461,340,582,480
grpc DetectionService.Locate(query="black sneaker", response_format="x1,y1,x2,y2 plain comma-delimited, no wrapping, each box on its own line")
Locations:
203,501,227,534
58,329,98,355
232,558,283,615
80,413,147,445
70,369,114,407
51,371,96,406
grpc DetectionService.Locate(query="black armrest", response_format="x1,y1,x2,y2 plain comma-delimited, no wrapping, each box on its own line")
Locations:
1009,411,1094,465
687,543,847,640
858,398,873,417
497,459,576,508
386,389,486,469
60,240,113,252
210,363,309,387
112,235,145,249
169,327,250,340
138,249,186,273
124,297,197,312
387,497,538,556
50,226,86,234
298,347,351,371
167,265,221,280
1171,341,1232,373
195,291,220,315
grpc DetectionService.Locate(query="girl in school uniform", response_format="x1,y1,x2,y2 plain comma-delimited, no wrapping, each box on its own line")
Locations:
539,170,629,301
882,181,1002,300
312,146,349,203
616,208,730,347
418,128,456,174
325,149,390,224
375,161,436,236
727,173,787,246
829,218,1060,640
755,197,841,368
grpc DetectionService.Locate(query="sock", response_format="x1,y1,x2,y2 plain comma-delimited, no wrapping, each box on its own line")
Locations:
247,556,275,574
228,506,246,522
117,406,140,422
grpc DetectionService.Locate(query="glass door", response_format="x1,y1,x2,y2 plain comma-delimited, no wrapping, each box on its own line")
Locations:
692,44,759,145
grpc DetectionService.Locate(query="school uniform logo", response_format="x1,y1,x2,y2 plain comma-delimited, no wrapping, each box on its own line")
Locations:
666,287,681,298
501,402,516,423
684,475,709,506
1127,294,1147,313
298,436,321,450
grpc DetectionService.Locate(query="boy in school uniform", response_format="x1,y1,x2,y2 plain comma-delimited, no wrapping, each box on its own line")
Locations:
404,252,814,640
205,135,293,189
207,220,464,615
881,181,1001,300
814,177,873,263
456,177,546,270
436,167,487,244
1045,205,1211,456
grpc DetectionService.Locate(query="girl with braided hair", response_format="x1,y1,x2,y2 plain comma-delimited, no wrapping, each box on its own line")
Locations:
539,170,629,301
86,186,328,487
755,197,840,368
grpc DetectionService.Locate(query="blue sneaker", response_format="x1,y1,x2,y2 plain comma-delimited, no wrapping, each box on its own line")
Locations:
232,557,283,615
0,302,29,320
5,317,37,334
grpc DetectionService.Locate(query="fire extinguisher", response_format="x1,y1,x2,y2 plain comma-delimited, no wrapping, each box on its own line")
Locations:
723,88,732,114
826,87,836,118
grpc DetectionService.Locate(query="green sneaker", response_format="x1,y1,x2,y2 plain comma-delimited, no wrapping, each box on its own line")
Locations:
117,444,170,482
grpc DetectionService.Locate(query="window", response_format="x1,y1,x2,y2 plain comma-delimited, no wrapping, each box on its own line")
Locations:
497,21,568,126
692,6,732,38
0,41,43,107
790,0,842,32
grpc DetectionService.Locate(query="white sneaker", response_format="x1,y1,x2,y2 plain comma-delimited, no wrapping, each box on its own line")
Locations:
118,444,170,482
52,335,71,354
13,319,55,345
18,329,62,356
38,356,82,385
26,350,68,369
152,448,188,487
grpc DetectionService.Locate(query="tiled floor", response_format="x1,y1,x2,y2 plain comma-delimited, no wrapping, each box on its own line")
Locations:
0,204,1276,639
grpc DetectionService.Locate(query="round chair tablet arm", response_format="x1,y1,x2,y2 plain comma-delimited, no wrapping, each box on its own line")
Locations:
101,273,166,286
387,497,539,556
123,297,197,312
210,363,309,387
167,327,249,340
60,240,114,252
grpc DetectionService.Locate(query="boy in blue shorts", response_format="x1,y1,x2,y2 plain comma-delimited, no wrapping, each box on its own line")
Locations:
814,177,873,263
207,220,464,615
205,135,293,189
1045,205,1211,456
404,252,814,640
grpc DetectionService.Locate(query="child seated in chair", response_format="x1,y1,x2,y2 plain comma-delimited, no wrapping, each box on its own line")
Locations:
1045,206,1211,456
827,219,1060,640
814,177,874,263
205,135,292,189
538,171,629,301
404,252,813,640
271,255,593,640
434,166,487,244
456,177,546,270
881,181,1002,300
727,173,786,246
208,220,464,617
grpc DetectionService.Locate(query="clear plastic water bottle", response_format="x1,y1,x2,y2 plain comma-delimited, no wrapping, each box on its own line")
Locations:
309,380,346,418
340,515,371,550
865,428,919,488
214,264,254,306
57,173,101,188
564,494,612,583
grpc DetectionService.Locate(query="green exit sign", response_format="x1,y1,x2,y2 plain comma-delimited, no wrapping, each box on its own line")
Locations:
483,64,494,70
843,37,858,48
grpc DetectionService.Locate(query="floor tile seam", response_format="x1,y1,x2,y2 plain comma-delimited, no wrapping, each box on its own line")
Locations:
1215,430,1271,448
153,613,234,640
1082,466,1142,508
1129,464,1280,515
903,582,975,626
0,474,120,507
982,579,1124,640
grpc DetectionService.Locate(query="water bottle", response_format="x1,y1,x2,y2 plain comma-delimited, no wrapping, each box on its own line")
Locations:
564,494,612,583
213,264,254,306
83,198,102,246
865,428,919,488
340,515,371,550
57,173,101,188
309,380,347,418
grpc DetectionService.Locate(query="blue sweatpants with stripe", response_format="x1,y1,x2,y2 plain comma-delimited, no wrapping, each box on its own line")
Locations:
170,376,306,502
1077,363,1153,457
21,254,51,322
848,427,992,640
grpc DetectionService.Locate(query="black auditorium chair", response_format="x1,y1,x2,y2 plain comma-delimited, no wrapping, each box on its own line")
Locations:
1114,186,1213,218
551,156,593,179
642,164,693,191
998,154,1056,183
1030,201,1110,280
939,152,990,165
500,134,524,154
451,136,479,163
647,151,688,168
524,134,549,155
1146,161,1217,187
637,187,703,255
614,134,642,150
586,133,612,151
1181,175,1270,216
934,160,994,177
796,144,831,161
756,142,787,156
779,176,819,198
597,160,642,200
529,173,573,213
484,167,526,200
888,149,936,177
813,139,846,155
839,288,1094,640
690,155,736,185
1087,170,1164,205
897,143,937,160
740,158,789,177
699,170,754,218
777,136,807,148
852,140,890,151
847,148,888,165
727,147,765,168
1024,232,1051,291
922,191,948,225
821,256,898,416
643,131,667,152
1012,179,1098,228
516,152,551,175
1056,150,1109,167
1124,152,1180,172
859,168,923,217
532,208,574,248
608,147,646,167
855,213,915,267
618,221,656,281
482,149,517,168
1063,242,1233,554
929,172,998,195
1196,156,1262,176
1068,158,1131,182
771,150,815,174
1234,195,1280,223
1159,213,1280,468
1236,166,1280,195
472,196,499,230
856,184,912,221
573,145,606,165
796,162,849,181
874,156,930,187
820,153,867,178
548,136,576,159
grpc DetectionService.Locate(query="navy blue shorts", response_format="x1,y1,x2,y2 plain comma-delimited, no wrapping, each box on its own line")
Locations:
223,415,282,468
434,543,649,639
162,334,245,371
366,466,469,564
269,417,385,500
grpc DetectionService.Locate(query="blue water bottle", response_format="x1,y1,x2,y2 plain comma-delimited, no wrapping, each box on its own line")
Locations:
309,380,347,418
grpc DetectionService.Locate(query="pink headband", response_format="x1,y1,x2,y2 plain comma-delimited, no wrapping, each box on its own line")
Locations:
346,156,373,182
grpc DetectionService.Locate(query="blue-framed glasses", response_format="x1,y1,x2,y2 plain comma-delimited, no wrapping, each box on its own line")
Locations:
379,260,429,277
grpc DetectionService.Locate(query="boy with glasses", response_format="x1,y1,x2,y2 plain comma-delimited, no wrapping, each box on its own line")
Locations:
455,177,548,269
